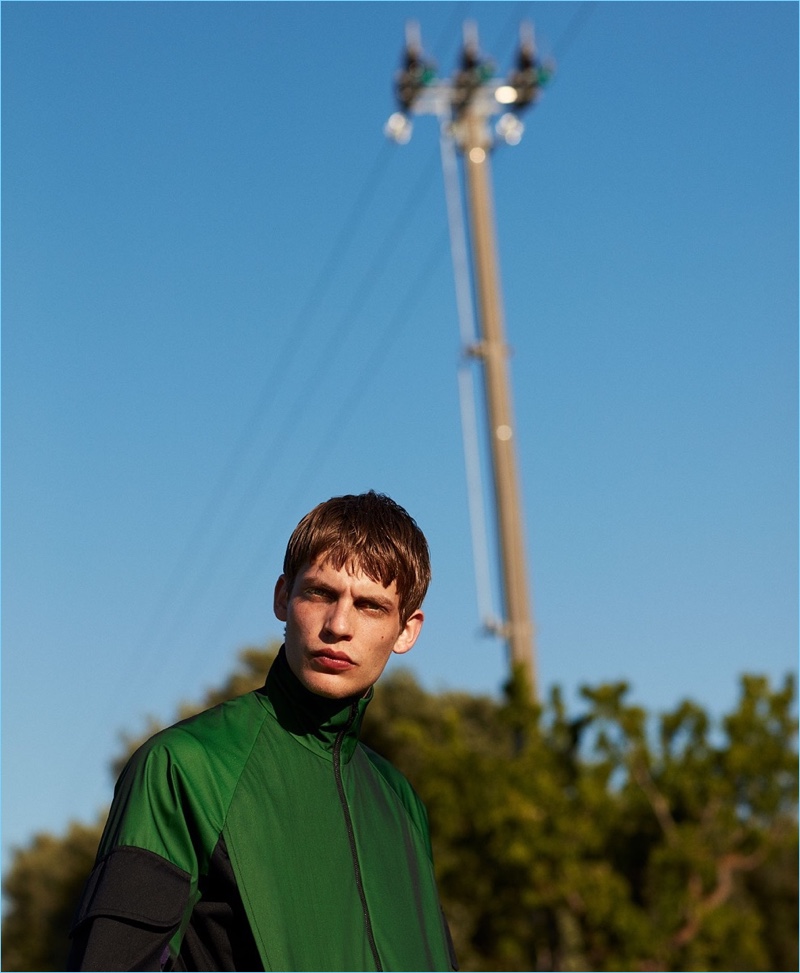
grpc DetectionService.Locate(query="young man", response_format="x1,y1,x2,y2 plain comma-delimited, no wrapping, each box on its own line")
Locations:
68,491,457,972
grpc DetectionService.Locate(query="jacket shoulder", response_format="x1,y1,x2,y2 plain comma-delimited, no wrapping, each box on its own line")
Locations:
147,688,269,752
100,690,270,872
125,692,266,793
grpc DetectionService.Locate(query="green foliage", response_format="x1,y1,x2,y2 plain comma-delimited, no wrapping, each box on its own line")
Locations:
1,820,103,973
362,668,798,971
2,644,797,972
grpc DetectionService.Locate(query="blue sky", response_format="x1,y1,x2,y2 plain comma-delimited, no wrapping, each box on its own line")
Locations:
3,1,797,868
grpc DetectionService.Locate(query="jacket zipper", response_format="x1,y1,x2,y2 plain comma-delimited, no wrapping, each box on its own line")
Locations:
333,702,383,972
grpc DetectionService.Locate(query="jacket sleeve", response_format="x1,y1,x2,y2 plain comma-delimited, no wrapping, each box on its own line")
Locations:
67,847,191,971
68,733,211,971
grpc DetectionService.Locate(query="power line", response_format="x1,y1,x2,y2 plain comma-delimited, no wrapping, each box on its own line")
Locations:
552,1,597,60
186,225,453,675
141,149,443,674
77,144,445,760
440,120,497,633
131,141,398,659
76,142,407,754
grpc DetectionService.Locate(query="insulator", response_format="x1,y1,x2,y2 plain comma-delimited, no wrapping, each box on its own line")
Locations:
395,39,436,111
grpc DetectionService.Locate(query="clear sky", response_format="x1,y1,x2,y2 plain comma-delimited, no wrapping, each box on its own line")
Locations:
3,1,797,870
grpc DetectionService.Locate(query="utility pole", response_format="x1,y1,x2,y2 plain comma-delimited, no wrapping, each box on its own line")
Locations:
386,22,553,700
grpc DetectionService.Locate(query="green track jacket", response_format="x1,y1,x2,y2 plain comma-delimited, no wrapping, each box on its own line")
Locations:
69,648,456,971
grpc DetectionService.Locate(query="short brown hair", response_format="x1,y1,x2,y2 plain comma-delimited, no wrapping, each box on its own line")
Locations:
283,491,431,624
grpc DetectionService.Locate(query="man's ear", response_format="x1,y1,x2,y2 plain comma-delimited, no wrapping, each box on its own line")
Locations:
274,575,289,622
392,610,424,657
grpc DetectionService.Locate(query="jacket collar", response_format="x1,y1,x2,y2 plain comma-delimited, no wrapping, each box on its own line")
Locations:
259,644,372,763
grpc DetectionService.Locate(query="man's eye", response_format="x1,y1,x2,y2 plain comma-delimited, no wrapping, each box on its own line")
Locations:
360,602,385,614
305,587,330,600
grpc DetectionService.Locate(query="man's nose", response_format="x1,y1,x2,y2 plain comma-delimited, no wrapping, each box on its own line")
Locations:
324,599,354,638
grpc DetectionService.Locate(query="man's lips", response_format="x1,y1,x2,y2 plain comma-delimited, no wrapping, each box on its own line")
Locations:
310,649,355,671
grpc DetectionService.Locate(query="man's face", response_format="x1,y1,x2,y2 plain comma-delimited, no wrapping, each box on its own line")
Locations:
273,557,424,699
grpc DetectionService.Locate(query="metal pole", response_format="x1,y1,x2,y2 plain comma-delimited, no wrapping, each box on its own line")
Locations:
387,20,551,701
461,110,536,698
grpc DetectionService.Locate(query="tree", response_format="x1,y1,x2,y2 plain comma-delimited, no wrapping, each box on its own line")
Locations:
1,820,103,973
360,669,798,971
2,643,796,972
574,675,798,971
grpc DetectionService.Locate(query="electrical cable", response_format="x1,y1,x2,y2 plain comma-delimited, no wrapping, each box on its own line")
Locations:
76,140,409,754
552,1,597,60
142,149,442,673
439,122,497,633
77,142,445,753
185,225,453,673
130,140,397,663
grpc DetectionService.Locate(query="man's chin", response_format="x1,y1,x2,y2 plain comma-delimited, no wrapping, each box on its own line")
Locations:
298,667,367,700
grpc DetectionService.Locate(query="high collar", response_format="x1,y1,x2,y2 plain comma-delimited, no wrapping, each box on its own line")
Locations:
258,645,372,763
